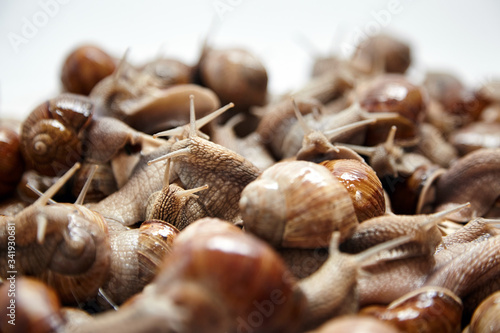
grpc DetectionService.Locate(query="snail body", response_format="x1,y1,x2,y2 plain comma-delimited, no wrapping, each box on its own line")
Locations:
0,164,111,304
0,126,25,197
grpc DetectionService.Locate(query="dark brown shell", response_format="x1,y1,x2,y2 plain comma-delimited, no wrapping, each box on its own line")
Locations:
359,74,426,144
61,45,116,95
0,126,25,197
199,48,268,110
20,94,93,176
320,159,385,222
361,286,463,333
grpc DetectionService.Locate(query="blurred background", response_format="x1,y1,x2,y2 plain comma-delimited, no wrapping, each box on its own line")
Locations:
1,0,499,120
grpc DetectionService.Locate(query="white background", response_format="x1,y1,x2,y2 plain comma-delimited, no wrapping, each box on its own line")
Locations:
1,0,499,120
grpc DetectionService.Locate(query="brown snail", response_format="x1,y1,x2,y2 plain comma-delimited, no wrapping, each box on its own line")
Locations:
0,163,111,304
240,160,358,248
320,159,385,222
0,126,25,197
434,148,500,222
61,44,117,95
314,315,400,333
467,290,500,333
69,218,306,333
20,94,93,177
350,34,412,75
149,95,260,224
197,46,268,111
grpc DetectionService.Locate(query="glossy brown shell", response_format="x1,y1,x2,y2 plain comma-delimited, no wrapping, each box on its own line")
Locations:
20,94,93,176
61,45,116,95
320,159,385,222
154,218,306,333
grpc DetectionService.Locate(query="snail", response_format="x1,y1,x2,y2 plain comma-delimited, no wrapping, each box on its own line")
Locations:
0,277,66,333
68,218,306,333
197,46,268,112
425,234,500,311
354,74,426,146
88,99,235,225
449,121,500,155
415,123,458,167
149,95,260,224
90,51,221,134
319,159,386,222
20,93,93,177
145,158,210,230
0,126,25,197
340,203,471,259
290,97,375,164
211,113,276,171
360,286,463,333
424,72,489,136
100,218,179,305
256,97,324,159
141,56,193,88
433,148,500,222
342,125,432,178
239,160,358,248
280,100,399,160
467,290,500,333
61,44,117,95
350,34,412,75
0,163,111,304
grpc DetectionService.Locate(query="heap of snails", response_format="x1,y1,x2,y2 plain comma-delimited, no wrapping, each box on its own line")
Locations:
1,33,500,333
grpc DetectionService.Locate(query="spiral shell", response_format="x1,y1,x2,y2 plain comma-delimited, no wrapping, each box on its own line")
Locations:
240,161,358,248
20,94,93,176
